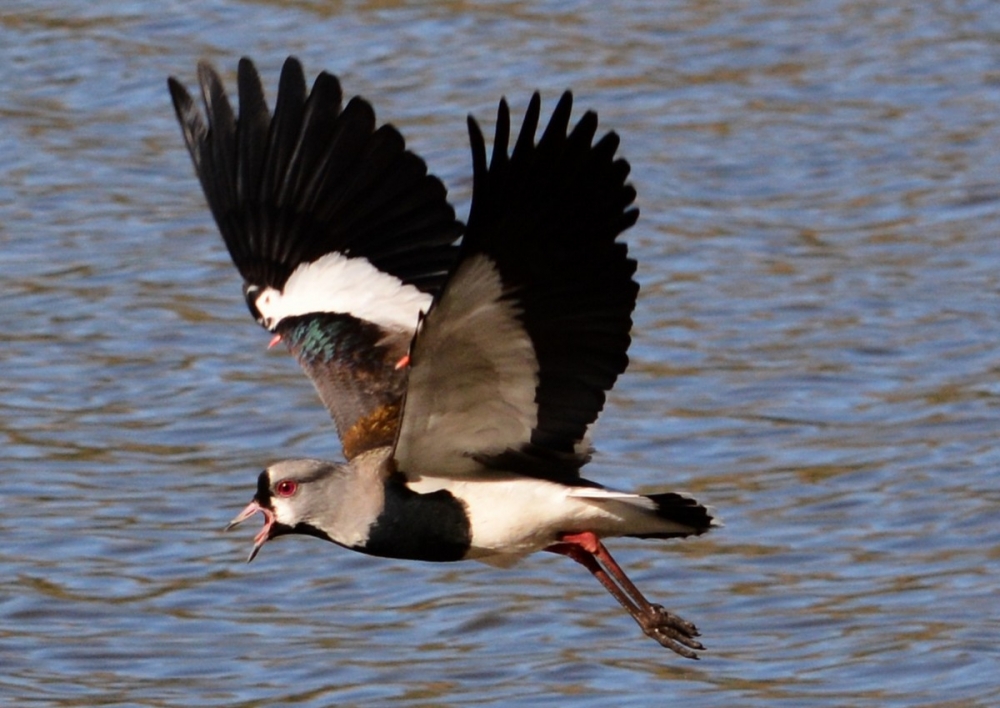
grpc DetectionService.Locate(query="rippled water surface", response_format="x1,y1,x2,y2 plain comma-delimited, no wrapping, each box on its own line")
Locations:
3,1,1000,705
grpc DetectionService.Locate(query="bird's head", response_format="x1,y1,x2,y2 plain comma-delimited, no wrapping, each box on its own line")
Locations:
226,459,348,561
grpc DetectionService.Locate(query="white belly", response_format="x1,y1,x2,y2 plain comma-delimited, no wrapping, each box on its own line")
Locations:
407,475,646,565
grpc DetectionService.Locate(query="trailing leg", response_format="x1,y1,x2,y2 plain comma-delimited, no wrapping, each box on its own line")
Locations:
546,531,704,658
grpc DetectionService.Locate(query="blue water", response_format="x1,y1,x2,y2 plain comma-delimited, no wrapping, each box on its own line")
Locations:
2,1,999,705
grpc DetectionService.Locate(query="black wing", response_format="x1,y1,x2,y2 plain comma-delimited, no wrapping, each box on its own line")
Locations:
168,56,461,294
394,92,638,483
168,57,463,458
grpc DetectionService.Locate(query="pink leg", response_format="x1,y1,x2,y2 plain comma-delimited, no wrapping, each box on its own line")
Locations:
546,531,704,659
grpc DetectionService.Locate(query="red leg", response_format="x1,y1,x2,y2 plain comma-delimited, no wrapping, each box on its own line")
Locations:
545,541,645,619
546,531,704,659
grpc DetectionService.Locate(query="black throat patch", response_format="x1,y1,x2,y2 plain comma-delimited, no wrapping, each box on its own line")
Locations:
361,473,472,563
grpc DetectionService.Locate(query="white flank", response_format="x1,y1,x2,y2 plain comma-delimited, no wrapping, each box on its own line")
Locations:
407,475,686,565
408,475,608,558
254,252,433,331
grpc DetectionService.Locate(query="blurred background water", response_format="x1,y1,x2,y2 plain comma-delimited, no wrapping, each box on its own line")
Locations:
2,1,999,705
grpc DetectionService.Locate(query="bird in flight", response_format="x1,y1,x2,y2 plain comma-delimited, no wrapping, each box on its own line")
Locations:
168,57,716,658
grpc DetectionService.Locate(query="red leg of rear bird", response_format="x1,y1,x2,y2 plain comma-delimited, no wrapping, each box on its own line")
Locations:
545,531,704,659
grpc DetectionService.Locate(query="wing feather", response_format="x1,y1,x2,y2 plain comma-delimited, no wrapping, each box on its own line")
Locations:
168,57,462,294
394,254,539,477
394,91,639,482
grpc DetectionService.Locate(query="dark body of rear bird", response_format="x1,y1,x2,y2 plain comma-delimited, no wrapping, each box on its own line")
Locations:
168,57,717,658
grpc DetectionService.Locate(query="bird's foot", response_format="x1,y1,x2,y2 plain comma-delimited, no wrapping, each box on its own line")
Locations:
638,603,704,659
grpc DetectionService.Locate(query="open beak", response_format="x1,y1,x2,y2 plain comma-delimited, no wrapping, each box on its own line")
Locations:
226,500,275,563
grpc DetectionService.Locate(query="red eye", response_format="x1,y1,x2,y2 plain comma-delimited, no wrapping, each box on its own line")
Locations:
275,479,298,497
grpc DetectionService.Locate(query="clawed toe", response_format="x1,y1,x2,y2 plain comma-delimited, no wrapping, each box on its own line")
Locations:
648,603,700,637
639,604,705,659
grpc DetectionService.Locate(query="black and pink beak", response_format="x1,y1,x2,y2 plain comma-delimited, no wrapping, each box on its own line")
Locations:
226,500,275,563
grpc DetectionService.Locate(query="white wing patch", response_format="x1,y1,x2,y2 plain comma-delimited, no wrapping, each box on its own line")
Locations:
255,252,433,331
567,487,655,509
394,254,539,477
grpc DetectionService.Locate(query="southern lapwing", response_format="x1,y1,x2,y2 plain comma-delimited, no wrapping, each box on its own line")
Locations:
169,58,717,658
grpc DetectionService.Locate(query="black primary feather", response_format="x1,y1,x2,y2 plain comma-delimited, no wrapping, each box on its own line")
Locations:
462,91,640,472
167,57,462,297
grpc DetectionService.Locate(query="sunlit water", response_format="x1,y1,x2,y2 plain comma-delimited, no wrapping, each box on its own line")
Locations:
2,1,999,706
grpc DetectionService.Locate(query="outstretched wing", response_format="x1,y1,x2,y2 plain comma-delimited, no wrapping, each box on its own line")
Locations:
394,91,639,483
168,57,463,458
